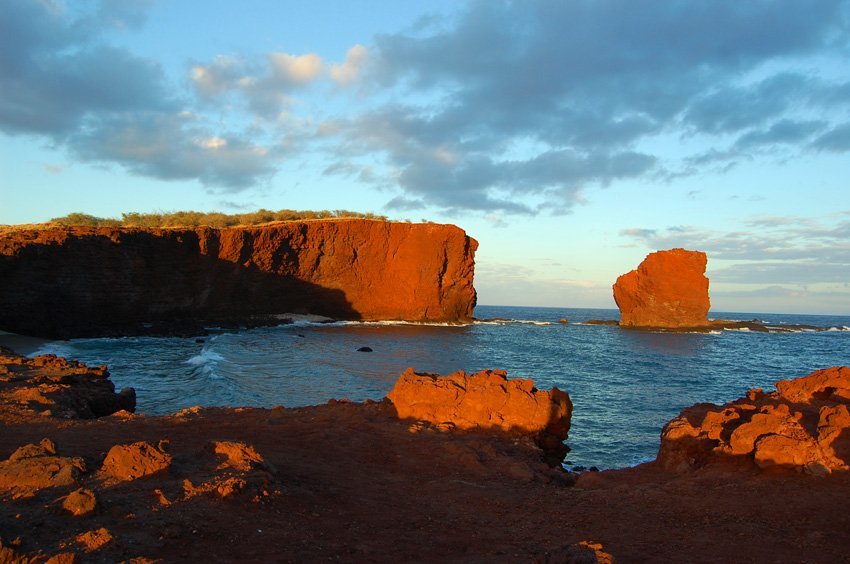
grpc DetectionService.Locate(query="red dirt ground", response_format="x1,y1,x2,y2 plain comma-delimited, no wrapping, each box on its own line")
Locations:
2,401,850,562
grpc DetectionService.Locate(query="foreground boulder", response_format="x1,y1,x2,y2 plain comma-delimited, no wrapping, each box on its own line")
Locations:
0,439,86,499
100,441,172,481
387,368,572,461
613,248,710,329
658,366,850,474
0,220,478,338
0,348,135,418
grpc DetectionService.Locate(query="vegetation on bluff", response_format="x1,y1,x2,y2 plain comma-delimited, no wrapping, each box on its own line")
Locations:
49,209,389,229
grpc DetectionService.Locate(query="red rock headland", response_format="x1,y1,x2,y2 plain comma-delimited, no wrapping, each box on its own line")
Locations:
0,219,478,338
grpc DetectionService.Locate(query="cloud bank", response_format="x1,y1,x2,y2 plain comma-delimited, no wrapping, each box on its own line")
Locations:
2,0,849,205
621,215,850,285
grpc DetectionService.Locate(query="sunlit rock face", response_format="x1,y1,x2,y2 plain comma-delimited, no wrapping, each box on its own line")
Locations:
0,219,478,338
658,366,850,474
613,248,710,329
386,368,572,461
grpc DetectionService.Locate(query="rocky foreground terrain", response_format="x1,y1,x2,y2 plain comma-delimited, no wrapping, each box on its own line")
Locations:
2,348,850,562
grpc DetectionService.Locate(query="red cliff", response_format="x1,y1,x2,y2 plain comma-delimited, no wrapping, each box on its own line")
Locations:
0,219,477,338
613,248,710,329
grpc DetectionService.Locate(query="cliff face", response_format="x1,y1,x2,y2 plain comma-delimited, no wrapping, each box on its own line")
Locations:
613,248,710,329
0,219,478,338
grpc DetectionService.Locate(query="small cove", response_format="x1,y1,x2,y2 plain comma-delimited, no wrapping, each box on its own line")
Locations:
31,305,850,470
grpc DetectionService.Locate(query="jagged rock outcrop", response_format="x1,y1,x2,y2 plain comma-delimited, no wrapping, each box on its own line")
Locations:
0,219,478,338
387,368,572,461
658,366,850,474
0,347,135,418
613,248,710,329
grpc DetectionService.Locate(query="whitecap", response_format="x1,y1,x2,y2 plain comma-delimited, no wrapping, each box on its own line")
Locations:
186,350,225,365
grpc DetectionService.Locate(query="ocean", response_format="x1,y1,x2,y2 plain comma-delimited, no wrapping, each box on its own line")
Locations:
31,305,850,470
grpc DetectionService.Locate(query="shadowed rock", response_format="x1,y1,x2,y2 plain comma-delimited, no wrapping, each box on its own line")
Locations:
0,348,135,419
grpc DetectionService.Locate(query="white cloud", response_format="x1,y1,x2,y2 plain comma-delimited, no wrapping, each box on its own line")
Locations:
330,44,368,86
268,52,323,84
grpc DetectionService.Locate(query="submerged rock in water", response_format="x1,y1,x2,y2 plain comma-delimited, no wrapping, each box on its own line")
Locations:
386,368,572,462
658,366,850,474
613,248,710,329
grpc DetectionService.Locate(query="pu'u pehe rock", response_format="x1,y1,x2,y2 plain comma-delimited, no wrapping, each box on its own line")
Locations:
658,366,850,474
386,368,572,461
613,248,710,329
0,219,478,338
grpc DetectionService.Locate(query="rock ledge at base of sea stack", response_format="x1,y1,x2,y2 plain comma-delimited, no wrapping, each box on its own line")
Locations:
0,219,478,338
658,365,850,474
613,248,710,329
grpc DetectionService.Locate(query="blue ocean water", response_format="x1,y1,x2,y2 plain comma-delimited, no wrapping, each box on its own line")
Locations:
33,306,850,470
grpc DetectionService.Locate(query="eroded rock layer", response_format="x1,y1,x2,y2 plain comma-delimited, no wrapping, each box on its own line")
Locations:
658,366,850,474
613,248,710,329
0,219,478,338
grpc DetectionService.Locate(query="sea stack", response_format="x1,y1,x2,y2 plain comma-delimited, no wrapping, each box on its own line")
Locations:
613,248,710,329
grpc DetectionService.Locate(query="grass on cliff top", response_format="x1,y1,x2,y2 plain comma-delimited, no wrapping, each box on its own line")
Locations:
48,209,389,229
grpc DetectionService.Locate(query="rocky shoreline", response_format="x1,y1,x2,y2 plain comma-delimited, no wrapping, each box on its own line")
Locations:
2,347,849,562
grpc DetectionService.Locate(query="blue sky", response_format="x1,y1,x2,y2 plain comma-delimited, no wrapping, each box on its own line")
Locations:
2,0,849,314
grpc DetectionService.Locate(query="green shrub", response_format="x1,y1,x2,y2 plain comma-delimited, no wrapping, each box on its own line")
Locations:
50,209,391,228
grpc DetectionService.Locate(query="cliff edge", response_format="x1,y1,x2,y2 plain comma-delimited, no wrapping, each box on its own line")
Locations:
613,248,710,329
0,219,478,338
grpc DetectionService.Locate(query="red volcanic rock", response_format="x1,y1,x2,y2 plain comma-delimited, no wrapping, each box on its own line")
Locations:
539,540,615,564
63,488,98,516
613,248,710,329
0,220,478,338
100,441,172,481
658,366,850,474
0,439,86,499
76,527,113,552
207,440,268,472
0,348,135,418
386,368,572,460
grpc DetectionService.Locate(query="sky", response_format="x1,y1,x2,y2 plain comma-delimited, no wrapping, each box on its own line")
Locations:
1,0,849,315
